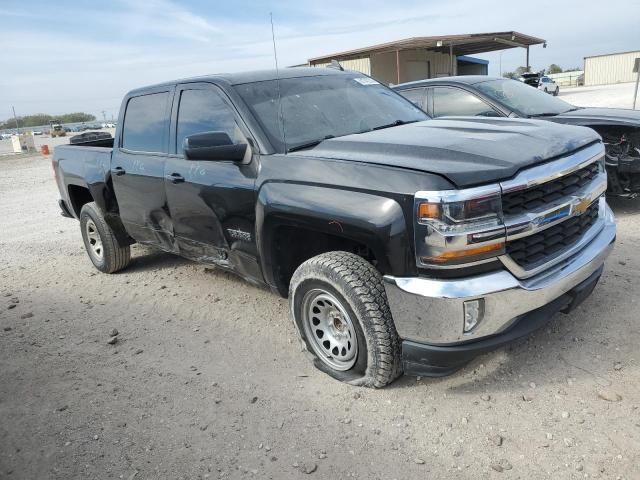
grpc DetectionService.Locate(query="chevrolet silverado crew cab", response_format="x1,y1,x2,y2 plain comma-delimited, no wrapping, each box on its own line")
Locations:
53,68,616,388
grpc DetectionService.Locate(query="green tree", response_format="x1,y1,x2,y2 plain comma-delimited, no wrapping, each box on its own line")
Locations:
547,64,563,74
503,66,529,79
0,112,96,130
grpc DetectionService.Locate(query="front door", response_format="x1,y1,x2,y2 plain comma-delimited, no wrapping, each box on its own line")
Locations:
111,88,173,249
164,84,261,280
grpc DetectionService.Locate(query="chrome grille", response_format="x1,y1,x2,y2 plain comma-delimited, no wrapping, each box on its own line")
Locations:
503,161,600,216
506,201,599,269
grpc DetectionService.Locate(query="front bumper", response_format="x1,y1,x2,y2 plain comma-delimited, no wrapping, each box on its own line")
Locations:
383,202,616,375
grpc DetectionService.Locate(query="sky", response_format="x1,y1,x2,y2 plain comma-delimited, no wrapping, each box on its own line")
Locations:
1,0,639,121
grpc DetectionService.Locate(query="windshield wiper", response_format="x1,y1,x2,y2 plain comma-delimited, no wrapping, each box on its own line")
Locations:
286,135,335,153
371,119,419,131
528,112,560,118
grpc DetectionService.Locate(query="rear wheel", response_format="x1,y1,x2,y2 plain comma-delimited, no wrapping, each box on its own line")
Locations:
80,202,131,273
554,87,559,96
289,251,402,388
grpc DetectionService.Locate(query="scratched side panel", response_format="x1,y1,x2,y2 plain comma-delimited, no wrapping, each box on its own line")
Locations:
163,156,262,282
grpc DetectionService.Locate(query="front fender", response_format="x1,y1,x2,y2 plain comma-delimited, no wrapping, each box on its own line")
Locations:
256,182,412,290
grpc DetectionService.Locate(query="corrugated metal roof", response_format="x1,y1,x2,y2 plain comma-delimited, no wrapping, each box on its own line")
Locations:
584,50,640,59
308,31,545,63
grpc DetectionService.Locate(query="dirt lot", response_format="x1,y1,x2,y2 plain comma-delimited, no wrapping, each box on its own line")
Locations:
0,154,639,480
560,82,638,110
0,129,116,156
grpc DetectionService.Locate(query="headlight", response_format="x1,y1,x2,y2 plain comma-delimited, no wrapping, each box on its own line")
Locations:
414,185,506,267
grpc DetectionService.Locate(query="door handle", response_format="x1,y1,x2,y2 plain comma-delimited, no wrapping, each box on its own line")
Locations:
166,172,185,184
112,166,126,176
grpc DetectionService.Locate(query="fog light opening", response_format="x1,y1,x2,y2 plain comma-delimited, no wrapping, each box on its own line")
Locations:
463,299,485,333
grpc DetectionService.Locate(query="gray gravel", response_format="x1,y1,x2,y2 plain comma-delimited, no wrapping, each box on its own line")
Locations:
1,153,639,479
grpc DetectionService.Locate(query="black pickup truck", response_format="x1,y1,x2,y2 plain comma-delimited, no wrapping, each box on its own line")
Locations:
53,68,616,387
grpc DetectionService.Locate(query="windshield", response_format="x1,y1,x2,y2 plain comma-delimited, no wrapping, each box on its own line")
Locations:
475,78,574,116
235,74,428,152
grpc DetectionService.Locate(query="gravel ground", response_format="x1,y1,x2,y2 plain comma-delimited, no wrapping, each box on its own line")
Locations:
0,129,116,156
0,153,639,480
560,82,639,109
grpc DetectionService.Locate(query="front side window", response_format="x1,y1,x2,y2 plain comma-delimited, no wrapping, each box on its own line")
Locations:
235,74,428,152
432,87,498,117
176,89,245,155
122,92,169,153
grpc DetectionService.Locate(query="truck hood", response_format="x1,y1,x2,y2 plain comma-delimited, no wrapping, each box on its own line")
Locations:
551,107,640,128
297,118,600,188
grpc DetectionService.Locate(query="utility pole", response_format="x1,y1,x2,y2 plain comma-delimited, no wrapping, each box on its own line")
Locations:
101,110,107,122
633,58,640,110
12,106,20,131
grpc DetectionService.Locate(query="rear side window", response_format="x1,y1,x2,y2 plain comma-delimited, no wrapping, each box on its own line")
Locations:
122,92,169,153
398,88,427,110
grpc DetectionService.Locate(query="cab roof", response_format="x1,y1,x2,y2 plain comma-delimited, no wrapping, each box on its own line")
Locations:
126,67,352,96
395,75,505,89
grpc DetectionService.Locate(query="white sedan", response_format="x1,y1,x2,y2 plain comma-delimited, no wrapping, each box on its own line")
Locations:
538,76,559,96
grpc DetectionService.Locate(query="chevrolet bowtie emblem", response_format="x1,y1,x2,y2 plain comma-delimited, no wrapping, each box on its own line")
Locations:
574,197,592,215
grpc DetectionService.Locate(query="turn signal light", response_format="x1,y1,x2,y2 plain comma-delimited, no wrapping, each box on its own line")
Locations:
420,242,505,264
417,202,440,220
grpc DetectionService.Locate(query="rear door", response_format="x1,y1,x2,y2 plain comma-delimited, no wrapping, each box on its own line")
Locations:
111,88,174,248
164,83,259,274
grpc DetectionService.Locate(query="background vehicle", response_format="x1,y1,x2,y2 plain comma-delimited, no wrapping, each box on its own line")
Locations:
53,68,615,387
539,75,559,95
518,71,542,87
394,76,640,196
69,131,113,146
49,123,66,137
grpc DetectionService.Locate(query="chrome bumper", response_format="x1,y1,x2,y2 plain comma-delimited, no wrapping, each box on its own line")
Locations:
384,202,616,345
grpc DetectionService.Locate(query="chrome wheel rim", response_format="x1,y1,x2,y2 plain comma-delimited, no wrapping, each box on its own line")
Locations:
301,289,358,371
85,219,103,261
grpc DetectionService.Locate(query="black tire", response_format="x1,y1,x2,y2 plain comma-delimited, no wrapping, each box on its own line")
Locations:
289,251,402,388
554,87,559,96
80,202,131,273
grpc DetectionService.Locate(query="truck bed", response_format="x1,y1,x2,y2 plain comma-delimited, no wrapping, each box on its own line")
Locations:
53,143,114,218
68,132,114,148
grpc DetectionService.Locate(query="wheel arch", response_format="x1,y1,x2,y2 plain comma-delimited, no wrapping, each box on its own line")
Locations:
69,182,133,246
256,182,411,296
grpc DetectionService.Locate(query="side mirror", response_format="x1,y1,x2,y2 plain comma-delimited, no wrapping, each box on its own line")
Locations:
183,131,247,161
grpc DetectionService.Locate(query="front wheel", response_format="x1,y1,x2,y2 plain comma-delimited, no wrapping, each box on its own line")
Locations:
289,251,402,388
80,202,131,273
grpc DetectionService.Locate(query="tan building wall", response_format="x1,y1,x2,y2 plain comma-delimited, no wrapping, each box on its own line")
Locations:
369,50,454,85
585,51,640,86
311,49,454,85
